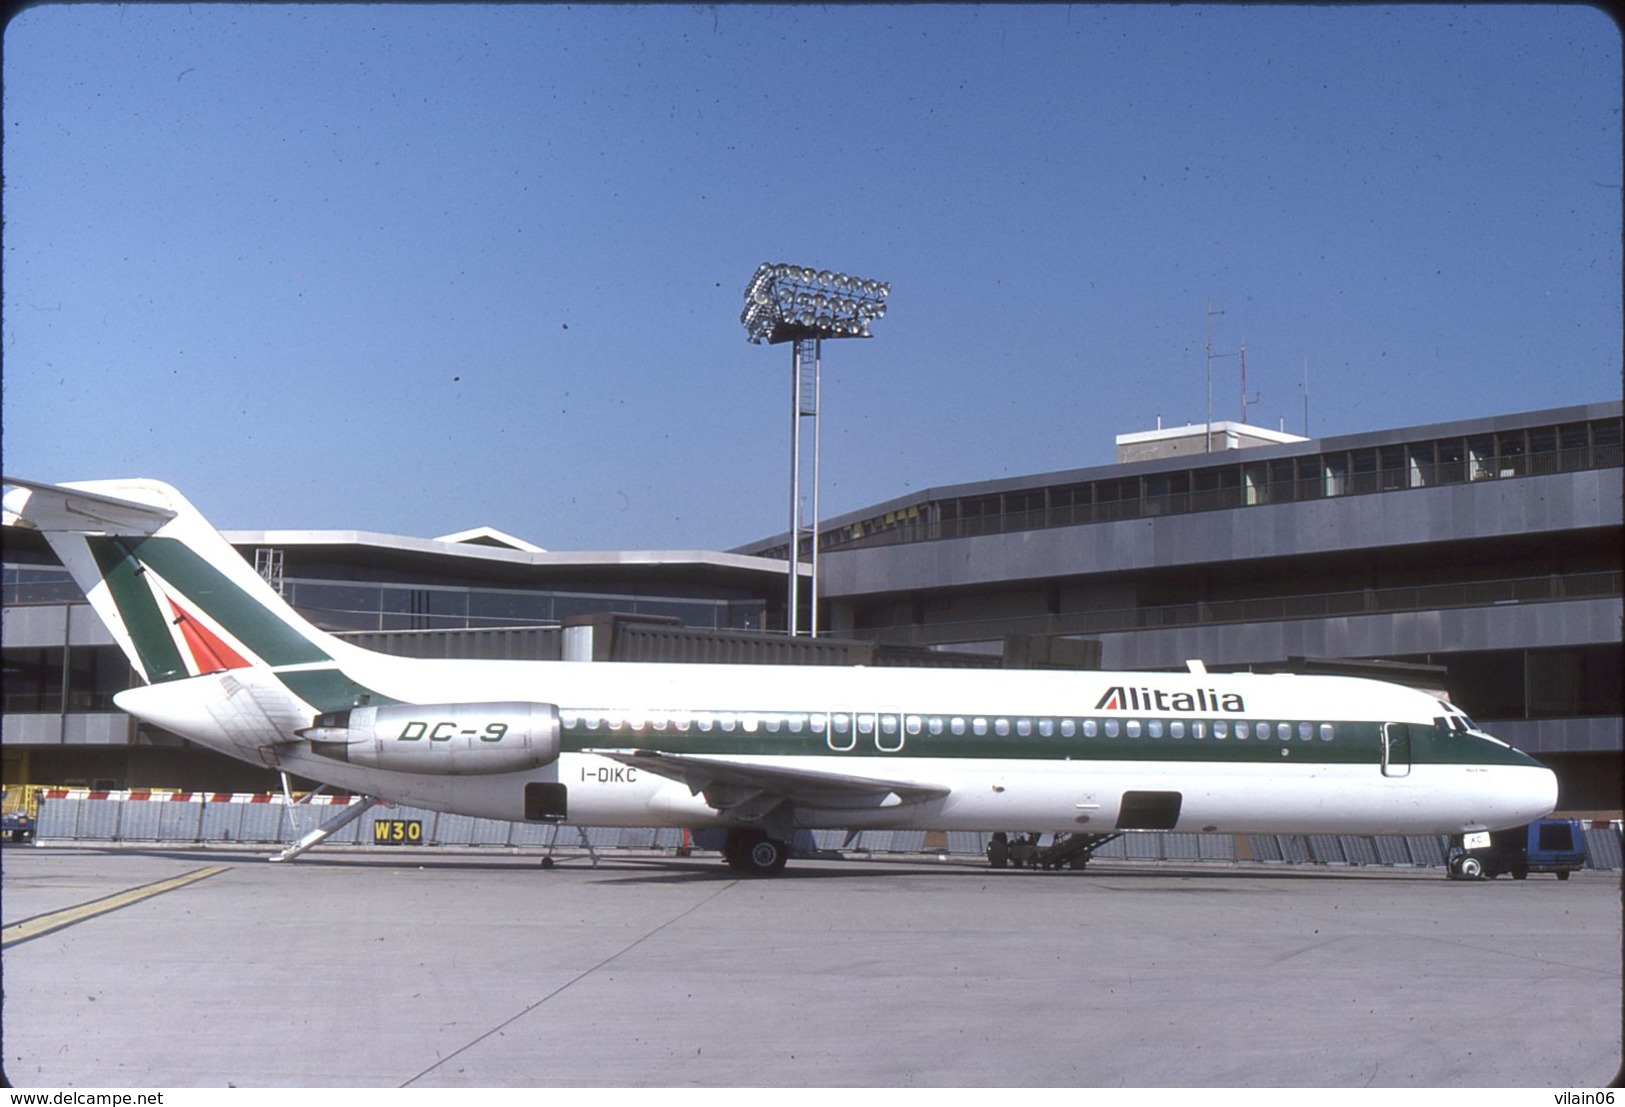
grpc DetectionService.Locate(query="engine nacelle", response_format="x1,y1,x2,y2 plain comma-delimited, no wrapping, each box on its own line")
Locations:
298,702,561,776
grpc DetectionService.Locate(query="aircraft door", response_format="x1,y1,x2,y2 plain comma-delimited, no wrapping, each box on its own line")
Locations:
524,782,568,822
844,710,906,752
875,710,904,752
826,709,856,752
1381,722,1412,778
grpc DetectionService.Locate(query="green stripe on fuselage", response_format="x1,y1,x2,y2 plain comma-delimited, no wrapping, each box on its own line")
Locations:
274,668,400,713
560,715,1539,767
88,537,188,683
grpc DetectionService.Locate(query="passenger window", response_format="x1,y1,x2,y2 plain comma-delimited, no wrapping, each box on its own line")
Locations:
786,715,804,733
1192,722,1206,739
832,714,850,734
1213,721,1228,739
1082,719,1098,738
928,717,944,736
1280,723,1293,741
1297,722,1311,741
950,717,966,736
1038,718,1054,738
906,716,923,735
1318,723,1333,741
994,718,1010,737
973,718,988,736
1016,718,1032,737
1169,721,1185,738
1125,720,1141,738
1148,720,1163,738
1104,719,1120,738
1060,719,1076,738
1235,722,1249,740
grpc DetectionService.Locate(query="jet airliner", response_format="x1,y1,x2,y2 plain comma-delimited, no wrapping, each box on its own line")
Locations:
2,477,1556,874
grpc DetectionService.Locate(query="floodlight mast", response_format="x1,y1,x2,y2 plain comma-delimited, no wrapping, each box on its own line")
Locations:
741,262,890,637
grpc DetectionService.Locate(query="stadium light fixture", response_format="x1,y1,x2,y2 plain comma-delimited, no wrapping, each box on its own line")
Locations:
741,261,891,637
741,261,889,346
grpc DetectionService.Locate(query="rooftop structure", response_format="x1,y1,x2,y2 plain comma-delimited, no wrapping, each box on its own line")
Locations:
1115,420,1309,463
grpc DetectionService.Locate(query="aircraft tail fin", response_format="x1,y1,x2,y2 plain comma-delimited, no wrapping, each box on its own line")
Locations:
3,477,357,689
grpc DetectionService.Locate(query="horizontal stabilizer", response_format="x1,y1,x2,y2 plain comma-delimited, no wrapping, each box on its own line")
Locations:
3,476,358,691
586,748,949,816
3,477,178,534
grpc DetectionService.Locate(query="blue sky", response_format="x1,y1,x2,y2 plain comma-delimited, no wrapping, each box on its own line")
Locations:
4,5,1619,551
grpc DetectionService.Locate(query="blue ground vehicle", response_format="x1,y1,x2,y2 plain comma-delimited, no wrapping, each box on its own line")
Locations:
2,808,35,843
1448,818,1588,880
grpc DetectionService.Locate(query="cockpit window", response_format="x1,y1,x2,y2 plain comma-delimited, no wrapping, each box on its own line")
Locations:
1433,701,1479,734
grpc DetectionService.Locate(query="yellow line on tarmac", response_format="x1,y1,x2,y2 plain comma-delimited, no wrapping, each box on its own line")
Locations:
2,864,230,948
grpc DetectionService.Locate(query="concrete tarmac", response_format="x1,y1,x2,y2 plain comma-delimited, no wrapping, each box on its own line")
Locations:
2,845,1619,1088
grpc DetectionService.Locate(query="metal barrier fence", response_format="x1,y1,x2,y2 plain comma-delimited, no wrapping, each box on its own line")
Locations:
27,797,1624,870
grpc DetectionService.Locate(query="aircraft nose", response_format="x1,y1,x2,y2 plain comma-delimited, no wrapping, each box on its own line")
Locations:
1506,764,1559,826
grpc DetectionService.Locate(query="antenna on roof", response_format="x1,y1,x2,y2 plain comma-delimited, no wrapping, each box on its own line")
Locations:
1204,301,1238,452
1240,342,1259,425
1301,356,1311,438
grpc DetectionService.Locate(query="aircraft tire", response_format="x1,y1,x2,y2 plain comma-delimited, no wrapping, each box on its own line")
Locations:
724,829,789,876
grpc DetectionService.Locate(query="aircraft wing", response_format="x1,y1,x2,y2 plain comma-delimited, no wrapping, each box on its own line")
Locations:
585,748,950,821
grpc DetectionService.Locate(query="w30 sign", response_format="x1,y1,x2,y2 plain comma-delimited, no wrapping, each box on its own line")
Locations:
373,819,423,845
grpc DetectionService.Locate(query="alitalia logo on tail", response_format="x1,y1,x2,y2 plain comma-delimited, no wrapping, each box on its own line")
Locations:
1094,686,1245,713
163,591,253,674
86,533,330,683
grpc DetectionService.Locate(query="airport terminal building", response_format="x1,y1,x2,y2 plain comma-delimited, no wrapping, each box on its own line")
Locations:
4,399,1621,814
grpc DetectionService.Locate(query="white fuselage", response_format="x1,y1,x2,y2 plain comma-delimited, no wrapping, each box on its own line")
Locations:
116,655,1558,838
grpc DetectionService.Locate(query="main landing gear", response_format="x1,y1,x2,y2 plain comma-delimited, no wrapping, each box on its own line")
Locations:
722,828,789,876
